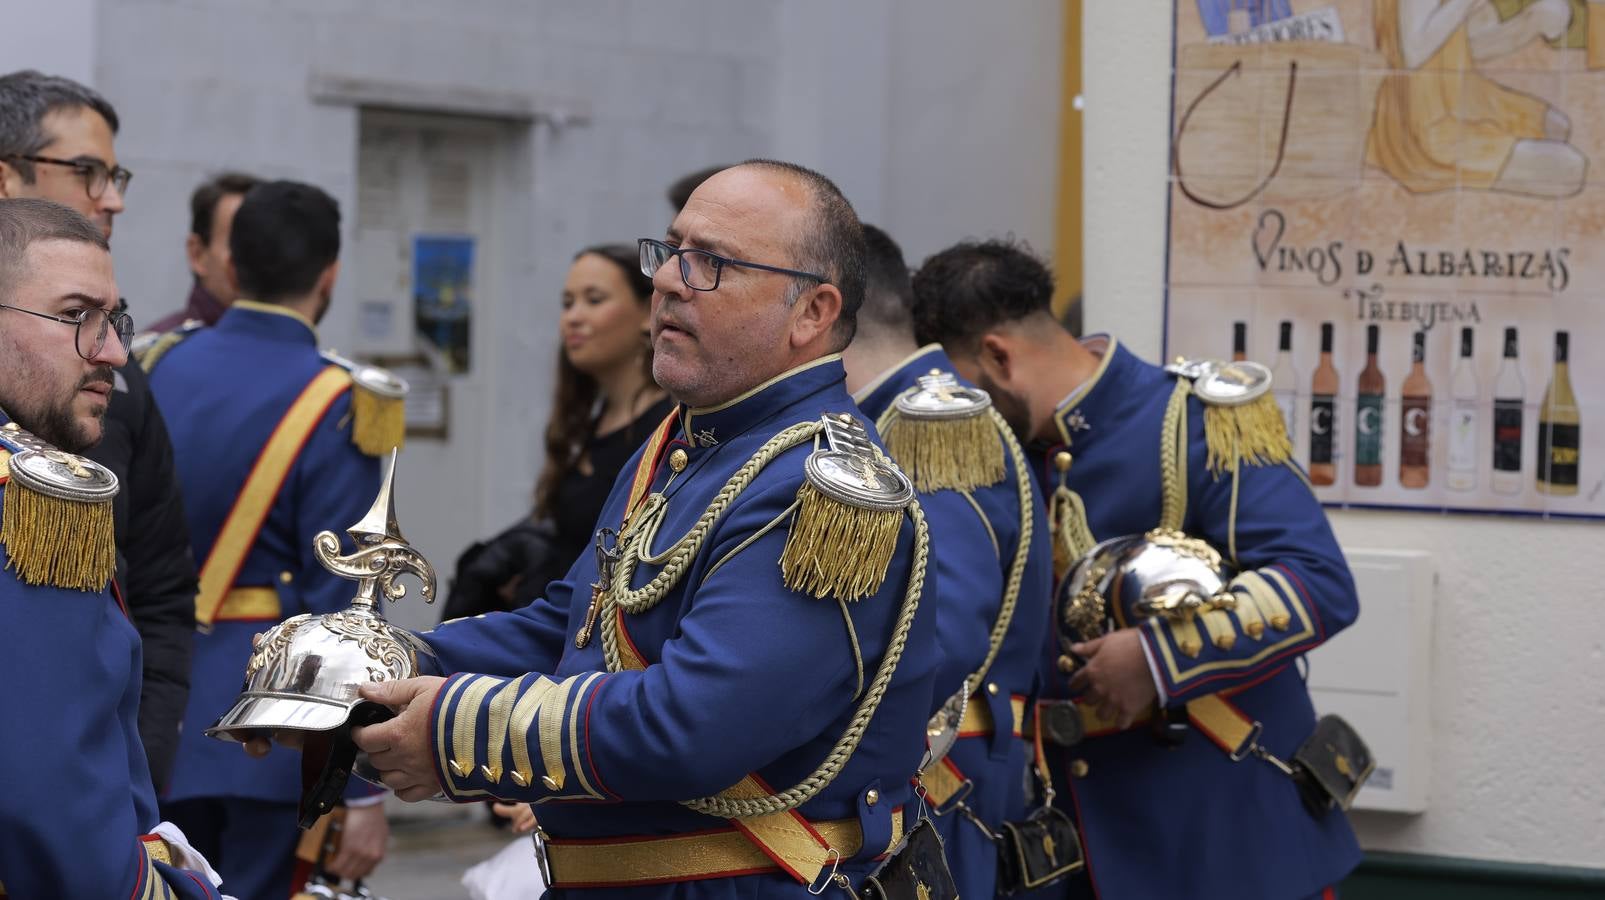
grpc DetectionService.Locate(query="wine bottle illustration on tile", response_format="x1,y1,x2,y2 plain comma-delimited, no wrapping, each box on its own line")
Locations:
1309,323,1338,486
1355,324,1384,487
1537,330,1579,496
1399,330,1431,489
1232,321,1247,361
1271,320,1297,438
1491,327,1524,496
1447,327,1478,492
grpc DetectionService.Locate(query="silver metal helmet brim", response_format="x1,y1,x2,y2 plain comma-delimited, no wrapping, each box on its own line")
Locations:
204,691,354,741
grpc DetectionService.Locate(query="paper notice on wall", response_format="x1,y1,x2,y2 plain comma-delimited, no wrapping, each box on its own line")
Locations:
412,234,474,374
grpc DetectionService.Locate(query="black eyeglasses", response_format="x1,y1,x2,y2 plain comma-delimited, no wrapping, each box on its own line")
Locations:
638,238,829,293
0,304,134,359
6,154,133,200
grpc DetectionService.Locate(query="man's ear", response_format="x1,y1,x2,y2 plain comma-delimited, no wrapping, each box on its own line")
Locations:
0,160,23,199
789,281,843,350
185,233,206,278
317,259,342,297
978,331,1014,386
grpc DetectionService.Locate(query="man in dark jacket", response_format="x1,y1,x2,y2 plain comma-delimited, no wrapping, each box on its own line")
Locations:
0,69,197,791
146,171,258,335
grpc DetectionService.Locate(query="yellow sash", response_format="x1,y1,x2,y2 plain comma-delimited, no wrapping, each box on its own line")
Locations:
194,367,351,628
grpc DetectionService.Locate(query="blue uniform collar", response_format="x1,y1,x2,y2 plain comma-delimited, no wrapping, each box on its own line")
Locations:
853,344,951,421
1050,335,1132,448
216,299,319,345
679,354,846,449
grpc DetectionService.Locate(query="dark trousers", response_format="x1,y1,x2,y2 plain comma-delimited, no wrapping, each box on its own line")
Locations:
162,797,302,900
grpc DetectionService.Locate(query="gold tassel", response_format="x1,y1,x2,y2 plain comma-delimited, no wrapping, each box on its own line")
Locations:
351,386,406,456
881,413,1005,493
1203,394,1292,475
1050,485,1097,584
1,483,116,591
780,483,903,601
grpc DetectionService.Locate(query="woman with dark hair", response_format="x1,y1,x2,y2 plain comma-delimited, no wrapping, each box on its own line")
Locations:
441,244,669,622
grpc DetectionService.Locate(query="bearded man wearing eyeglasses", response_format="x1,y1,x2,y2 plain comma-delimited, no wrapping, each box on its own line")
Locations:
0,69,200,799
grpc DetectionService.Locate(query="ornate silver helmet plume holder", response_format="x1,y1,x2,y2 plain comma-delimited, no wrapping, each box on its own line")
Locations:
206,451,437,826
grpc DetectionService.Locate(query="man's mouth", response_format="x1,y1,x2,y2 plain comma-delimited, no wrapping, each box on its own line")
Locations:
78,369,115,399
656,319,692,339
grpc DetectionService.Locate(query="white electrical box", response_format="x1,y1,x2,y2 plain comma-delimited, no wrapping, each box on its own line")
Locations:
1305,548,1435,814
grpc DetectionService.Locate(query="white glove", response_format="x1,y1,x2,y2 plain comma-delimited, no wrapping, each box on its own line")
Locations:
151,820,225,888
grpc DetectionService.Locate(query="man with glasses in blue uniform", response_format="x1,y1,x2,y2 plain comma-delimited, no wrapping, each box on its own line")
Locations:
0,197,223,897
0,69,199,796
273,160,944,900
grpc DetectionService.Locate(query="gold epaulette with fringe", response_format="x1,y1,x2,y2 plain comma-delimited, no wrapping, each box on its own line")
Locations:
133,318,205,374
780,413,914,602
876,369,1005,493
0,421,119,591
320,351,409,456
1166,358,1293,475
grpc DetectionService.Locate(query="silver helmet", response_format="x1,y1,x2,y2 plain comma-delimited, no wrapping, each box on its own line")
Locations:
1057,528,1237,649
206,451,436,824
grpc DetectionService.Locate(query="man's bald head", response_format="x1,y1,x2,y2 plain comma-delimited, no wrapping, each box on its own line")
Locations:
730,159,865,349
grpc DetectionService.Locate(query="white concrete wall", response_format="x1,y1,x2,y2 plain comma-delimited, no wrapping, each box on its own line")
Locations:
0,0,95,85
43,0,1059,593
1084,2,1602,870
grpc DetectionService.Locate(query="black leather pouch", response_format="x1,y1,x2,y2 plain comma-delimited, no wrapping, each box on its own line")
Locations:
1291,714,1375,816
995,805,1085,896
859,818,959,900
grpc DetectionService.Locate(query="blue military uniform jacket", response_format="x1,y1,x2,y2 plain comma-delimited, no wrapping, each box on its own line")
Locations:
421,357,941,896
1037,338,1361,900
855,346,1054,900
0,419,222,899
149,301,384,806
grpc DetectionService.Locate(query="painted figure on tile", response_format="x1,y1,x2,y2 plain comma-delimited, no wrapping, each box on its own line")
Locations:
1369,0,1588,196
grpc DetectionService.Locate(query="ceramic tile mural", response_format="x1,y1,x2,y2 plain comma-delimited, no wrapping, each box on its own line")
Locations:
1166,0,1604,517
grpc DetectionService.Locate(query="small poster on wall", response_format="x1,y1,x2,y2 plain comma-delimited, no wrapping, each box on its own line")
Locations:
413,234,475,374
1165,0,1603,518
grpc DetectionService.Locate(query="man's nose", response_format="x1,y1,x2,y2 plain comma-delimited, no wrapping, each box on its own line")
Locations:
99,180,126,214
650,258,685,298
90,330,128,368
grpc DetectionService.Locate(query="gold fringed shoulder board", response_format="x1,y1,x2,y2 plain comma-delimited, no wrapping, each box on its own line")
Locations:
780,413,914,602
1167,357,1293,474
133,318,205,374
880,369,1006,493
320,351,409,456
0,422,119,591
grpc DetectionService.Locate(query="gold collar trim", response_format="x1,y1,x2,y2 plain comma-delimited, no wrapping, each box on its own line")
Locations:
1054,335,1116,445
850,344,943,404
682,353,843,434
232,299,319,337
